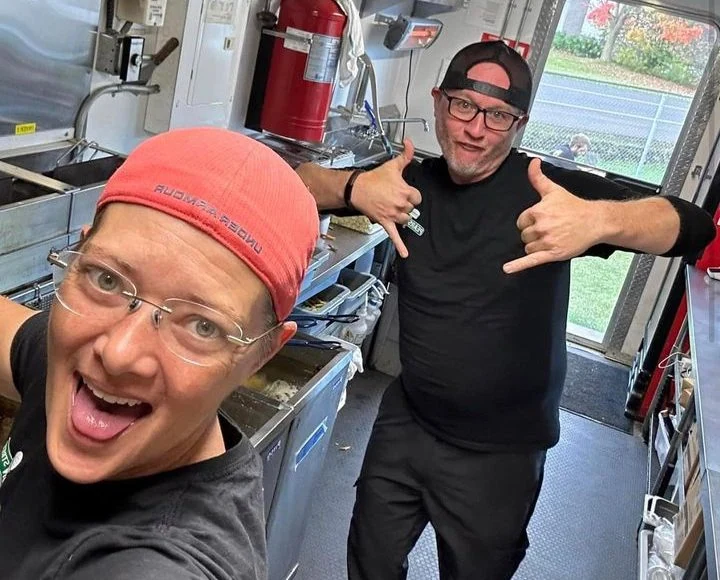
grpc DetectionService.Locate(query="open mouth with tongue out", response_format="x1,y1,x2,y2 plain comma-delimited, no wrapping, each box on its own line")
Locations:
71,374,153,442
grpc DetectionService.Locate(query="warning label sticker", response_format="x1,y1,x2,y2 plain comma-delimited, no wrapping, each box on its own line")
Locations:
304,34,341,84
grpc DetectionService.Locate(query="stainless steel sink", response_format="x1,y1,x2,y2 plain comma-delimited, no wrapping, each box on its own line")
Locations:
0,174,55,206
2,141,125,188
0,140,126,296
44,155,124,187
254,132,355,168
323,125,394,167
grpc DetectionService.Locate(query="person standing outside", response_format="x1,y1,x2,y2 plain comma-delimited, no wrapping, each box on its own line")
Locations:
552,133,592,167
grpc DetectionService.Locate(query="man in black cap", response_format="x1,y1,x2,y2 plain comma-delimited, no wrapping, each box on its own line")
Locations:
297,41,714,579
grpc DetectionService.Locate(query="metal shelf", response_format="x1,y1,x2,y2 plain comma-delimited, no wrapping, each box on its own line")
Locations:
638,528,653,580
674,355,688,506
296,226,387,305
685,267,720,580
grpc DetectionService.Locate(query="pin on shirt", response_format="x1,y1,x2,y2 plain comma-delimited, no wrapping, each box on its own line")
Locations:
405,208,424,236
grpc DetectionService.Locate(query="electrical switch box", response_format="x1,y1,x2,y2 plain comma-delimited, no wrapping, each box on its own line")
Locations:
96,33,145,82
144,0,249,132
120,36,145,82
117,0,168,27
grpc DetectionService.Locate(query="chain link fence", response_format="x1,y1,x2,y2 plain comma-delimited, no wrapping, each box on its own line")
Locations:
521,72,692,185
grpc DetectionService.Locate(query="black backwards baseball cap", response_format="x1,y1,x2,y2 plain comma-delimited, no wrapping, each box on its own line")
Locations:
439,41,533,113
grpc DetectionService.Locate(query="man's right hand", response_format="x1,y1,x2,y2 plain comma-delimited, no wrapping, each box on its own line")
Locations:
350,139,422,258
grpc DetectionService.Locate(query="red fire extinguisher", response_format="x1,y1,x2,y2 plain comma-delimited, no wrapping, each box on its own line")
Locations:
261,0,346,143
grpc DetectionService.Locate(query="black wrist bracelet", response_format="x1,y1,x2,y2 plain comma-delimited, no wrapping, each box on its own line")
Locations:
344,169,363,209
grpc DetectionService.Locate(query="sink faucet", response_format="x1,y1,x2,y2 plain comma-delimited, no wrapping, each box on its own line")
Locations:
358,54,393,157
74,84,160,140
382,118,430,132
73,37,178,140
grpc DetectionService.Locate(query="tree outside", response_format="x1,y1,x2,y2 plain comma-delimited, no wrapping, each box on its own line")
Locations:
587,1,709,86
554,0,714,89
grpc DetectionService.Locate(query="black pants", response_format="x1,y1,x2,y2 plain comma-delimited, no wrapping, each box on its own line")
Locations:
347,379,546,580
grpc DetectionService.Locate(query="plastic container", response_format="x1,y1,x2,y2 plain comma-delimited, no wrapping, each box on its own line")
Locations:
299,246,330,294
353,248,375,274
319,214,331,236
294,284,351,335
337,269,377,315
321,321,343,338
339,302,368,345
364,299,382,335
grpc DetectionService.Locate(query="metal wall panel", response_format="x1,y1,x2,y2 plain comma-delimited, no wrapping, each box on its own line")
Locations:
0,0,100,140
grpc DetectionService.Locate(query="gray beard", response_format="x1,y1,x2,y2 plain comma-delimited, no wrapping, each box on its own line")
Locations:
436,123,486,182
446,157,483,180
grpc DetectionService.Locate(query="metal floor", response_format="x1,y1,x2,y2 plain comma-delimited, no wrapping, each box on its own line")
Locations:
296,370,647,580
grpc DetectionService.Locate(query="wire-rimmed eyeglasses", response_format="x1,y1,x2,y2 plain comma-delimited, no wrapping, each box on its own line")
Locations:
47,249,277,367
441,90,524,132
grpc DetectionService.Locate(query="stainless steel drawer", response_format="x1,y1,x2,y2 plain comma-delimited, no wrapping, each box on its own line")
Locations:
0,234,70,294
0,194,71,255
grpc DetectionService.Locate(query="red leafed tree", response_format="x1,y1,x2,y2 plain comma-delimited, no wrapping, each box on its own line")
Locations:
588,1,630,61
588,1,705,62
656,14,703,44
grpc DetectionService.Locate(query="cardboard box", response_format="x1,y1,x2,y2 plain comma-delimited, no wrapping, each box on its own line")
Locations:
684,424,700,492
674,470,704,568
674,506,686,552
687,423,699,460
679,376,695,409
684,450,700,494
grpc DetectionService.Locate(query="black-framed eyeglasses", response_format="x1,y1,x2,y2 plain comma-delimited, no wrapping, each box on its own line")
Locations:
441,90,524,132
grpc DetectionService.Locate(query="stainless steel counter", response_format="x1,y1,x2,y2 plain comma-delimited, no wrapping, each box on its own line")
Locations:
238,129,389,305
297,226,387,304
685,266,720,578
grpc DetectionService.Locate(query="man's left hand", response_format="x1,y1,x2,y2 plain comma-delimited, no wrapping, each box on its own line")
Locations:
503,158,604,274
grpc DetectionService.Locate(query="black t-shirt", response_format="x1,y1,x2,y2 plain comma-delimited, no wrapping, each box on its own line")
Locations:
0,312,267,579
395,150,712,451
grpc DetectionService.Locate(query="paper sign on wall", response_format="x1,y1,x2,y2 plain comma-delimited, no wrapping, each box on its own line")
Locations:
467,0,503,31
206,0,237,24
480,32,531,58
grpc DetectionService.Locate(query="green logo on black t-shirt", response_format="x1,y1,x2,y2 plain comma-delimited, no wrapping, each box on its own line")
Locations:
0,438,14,485
0,439,21,487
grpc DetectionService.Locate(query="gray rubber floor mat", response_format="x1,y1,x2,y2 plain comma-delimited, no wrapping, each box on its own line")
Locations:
297,370,646,580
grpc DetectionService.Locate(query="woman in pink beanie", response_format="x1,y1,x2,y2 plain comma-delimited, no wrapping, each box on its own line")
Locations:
0,127,319,580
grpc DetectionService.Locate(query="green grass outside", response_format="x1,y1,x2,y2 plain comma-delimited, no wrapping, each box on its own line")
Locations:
545,52,611,84
544,50,696,96
568,251,634,334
